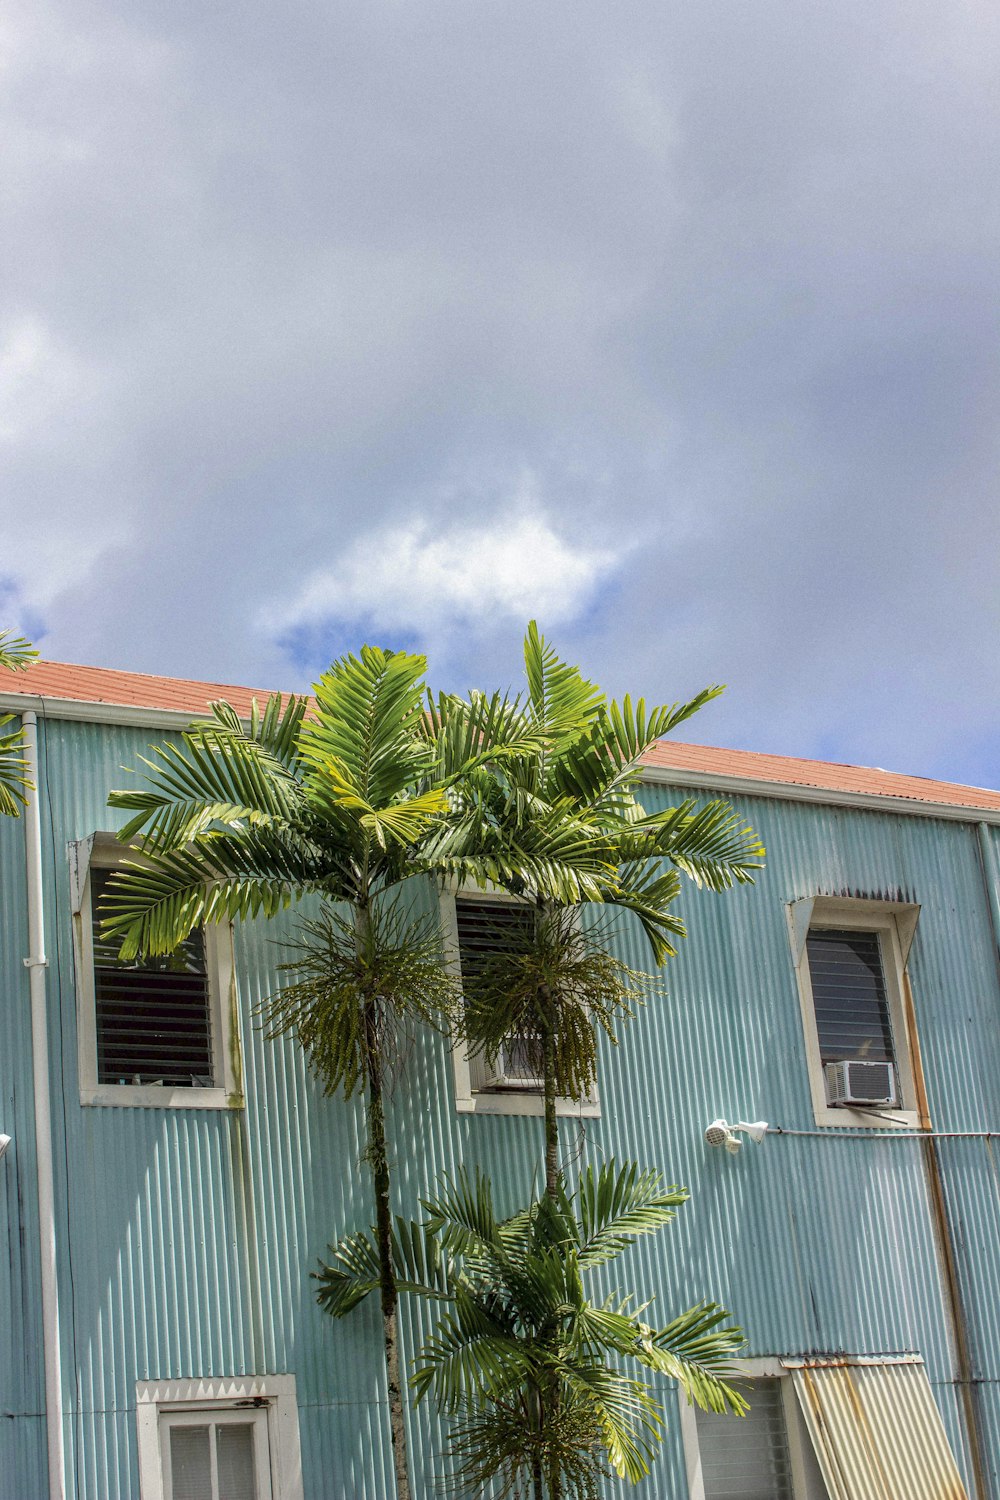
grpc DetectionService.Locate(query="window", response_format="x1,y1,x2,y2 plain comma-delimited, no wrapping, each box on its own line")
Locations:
788,897,920,1129
441,887,599,1118
71,835,242,1109
682,1357,967,1500
695,1378,795,1499
135,1376,303,1500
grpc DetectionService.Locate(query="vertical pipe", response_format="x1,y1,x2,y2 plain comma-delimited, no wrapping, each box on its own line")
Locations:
21,711,66,1500
976,822,1000,987
903,972,987,1500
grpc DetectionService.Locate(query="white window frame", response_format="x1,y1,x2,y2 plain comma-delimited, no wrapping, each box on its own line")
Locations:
787,896,920,1129
72,834,243,1110
441,884,600,1119
678,1358,824,1500
135,1374,303,1500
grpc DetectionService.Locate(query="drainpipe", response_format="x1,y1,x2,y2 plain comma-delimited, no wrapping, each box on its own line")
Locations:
22,711,67,1500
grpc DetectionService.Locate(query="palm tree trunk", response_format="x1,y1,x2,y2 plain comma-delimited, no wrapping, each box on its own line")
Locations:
366,1029,411,1500
541,1005,558,1199
357,891,410,1500
532,1456,545,1500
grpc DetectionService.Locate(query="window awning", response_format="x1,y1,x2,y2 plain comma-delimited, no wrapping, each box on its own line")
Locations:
783,1358,967,1500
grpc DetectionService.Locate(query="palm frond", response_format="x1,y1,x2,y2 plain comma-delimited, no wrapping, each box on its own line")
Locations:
0,718,31,817
98,829,323,956
301,646,436,816
576,1162,687,1267
108,729,307,850
0,629,38,671
523,621,605,750
315,1217,453,1318
649,1302,748,1414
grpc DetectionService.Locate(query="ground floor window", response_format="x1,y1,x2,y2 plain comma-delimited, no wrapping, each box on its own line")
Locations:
681,1356,968,1500
135,1376,303,1500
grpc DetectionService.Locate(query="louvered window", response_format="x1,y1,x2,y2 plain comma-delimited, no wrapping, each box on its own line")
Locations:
695,1379,794,1500
455,896,535,977
805,929,895,1068
455,897,542,1090
91,867,214,1087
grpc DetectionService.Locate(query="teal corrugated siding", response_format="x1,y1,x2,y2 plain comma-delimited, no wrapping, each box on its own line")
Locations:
0,791,48,1500
4,715,1000,1497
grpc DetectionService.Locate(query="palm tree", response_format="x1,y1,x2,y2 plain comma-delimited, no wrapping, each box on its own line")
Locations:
317,1160,748,1500
0,629,38,817
102,647,536,1500
425,623,764,1196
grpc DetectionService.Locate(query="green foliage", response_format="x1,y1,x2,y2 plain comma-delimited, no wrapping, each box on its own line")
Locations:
459,907,660,1103
317,1161,747,1498
0,629,38,817
260,901,461,1099
423,622,764,964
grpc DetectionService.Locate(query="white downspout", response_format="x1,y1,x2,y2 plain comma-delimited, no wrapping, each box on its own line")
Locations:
22,711,67,1500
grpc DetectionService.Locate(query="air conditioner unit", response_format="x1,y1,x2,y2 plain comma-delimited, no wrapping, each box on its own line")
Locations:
826,1059,897,1108
486,1035,544,1090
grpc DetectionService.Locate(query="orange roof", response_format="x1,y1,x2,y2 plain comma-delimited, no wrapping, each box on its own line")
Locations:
3,657,999,814
642,737,1000,814
2,657,288,720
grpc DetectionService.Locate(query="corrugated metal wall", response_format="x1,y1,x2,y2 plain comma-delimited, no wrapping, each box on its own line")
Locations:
3,714,1000,1498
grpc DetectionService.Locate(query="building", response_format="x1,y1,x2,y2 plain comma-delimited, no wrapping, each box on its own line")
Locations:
2,659,999,1499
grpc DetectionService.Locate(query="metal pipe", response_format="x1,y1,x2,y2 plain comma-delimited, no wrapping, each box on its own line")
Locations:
976,821,1000,989
768,1126,1000,1139
21,711,66,1500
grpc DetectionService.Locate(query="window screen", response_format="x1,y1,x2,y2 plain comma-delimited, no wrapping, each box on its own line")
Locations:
805,929,895,1066
167,1419,257,1500
92,867,214,1086
695,1379,794,1500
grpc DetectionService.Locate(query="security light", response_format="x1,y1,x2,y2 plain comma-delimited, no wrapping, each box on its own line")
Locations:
704,1119,768,1154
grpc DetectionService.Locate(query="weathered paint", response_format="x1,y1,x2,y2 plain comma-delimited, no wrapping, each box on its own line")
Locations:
1,715,999,1496
790,1360,968,1499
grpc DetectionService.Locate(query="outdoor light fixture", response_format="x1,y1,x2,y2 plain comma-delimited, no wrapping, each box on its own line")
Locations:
704,1118,768,1155
0,1135,10,1161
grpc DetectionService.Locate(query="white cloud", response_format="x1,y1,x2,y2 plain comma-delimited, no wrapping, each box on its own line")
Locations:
266,506,619,643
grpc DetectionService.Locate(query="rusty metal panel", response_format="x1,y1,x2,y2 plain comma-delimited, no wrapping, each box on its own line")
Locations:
787,1359,968,1499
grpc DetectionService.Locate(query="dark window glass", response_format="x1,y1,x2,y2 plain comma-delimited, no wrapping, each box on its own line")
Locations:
806,928,895,1066
92,867,214,1087
455,897,541,1089
454,897,534,980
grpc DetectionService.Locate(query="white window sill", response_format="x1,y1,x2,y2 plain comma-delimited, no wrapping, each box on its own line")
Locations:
812,1103,919,1130
81,1085,243,1110
456,1092,600,1118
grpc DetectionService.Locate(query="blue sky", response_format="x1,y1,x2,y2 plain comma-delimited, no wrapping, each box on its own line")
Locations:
3,0,999,788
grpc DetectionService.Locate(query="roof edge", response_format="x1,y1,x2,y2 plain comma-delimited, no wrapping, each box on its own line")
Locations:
640,762,1000,826
5,688,999,827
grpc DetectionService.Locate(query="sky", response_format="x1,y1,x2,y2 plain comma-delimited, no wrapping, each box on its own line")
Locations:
3,0,1000,788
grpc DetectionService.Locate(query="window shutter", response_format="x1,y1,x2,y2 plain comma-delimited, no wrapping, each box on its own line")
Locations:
695,1379,793,1499
91,867,214,1086
786,1359,967,1500
805,929,895,1065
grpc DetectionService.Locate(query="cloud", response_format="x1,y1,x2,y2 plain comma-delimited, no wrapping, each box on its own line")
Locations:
2,0,1000,783
264,499,620,662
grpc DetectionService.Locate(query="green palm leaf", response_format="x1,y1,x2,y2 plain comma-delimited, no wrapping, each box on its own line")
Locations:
577,1162,687,1267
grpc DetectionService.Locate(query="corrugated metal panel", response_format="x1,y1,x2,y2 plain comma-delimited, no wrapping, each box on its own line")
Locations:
788,1360,968,1499
0,790,48,1493
4,719,999,1497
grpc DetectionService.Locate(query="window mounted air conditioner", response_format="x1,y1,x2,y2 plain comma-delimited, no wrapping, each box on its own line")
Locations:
826,1059,897,1108
486,1034,544,1090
